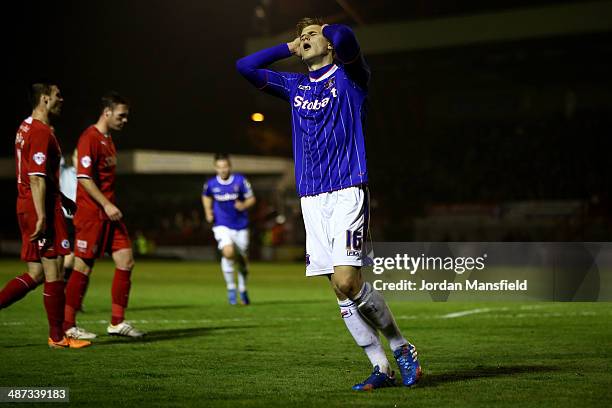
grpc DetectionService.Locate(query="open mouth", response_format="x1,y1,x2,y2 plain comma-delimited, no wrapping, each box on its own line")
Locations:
303,43,311,51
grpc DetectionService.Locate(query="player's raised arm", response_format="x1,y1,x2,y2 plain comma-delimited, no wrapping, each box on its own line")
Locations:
322,24,370,90
236,43,299,100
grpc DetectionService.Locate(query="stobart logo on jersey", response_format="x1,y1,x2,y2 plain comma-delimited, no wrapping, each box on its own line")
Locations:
293,95,330,111
214,193,239,202
293,87,338,111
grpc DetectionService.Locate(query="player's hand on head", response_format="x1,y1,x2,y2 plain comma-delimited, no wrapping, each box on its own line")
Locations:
104,203,123,221
288,37,301,57
30,217,46,241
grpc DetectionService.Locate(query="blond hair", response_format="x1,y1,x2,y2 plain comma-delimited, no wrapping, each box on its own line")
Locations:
295,17,325,37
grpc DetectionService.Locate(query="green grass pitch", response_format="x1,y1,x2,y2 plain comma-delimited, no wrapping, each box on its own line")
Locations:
0,259,610,407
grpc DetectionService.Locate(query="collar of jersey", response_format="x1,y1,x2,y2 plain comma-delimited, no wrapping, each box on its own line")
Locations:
309,64,337,82
216,175,234,185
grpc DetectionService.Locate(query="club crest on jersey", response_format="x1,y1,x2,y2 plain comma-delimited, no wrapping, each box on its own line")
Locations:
323,77,336,89
33,152,46,165
81,156,92,168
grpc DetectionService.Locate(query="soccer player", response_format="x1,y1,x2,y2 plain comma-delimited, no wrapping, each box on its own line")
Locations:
63,92,144,339
202,154,256,305
237,18,421,390
2,149,81,310
8,82,90,348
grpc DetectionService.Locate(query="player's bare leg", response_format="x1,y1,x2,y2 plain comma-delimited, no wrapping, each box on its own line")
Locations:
0,263,43,310
107,248,143,337
63,252,74,279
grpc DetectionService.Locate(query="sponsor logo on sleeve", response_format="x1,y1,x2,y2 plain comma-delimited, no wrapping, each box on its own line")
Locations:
33,152,46,165
81,156,92,168
76,239,88,251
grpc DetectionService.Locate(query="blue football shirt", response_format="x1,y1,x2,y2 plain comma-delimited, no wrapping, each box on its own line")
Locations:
203,173,253,230
264,64,368,196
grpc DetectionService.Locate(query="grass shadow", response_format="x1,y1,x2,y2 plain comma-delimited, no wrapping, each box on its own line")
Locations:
93,324,259,346
418,364,560,388
251,299,329,306
121,304,201,312
1,325,260,349
78,304,200,313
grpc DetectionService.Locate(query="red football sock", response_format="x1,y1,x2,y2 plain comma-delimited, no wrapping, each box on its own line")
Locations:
43,281,65,342
111,268,131,325
0,273,38,309
63,270,89,331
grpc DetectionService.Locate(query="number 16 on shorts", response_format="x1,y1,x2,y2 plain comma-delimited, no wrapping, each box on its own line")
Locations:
346,229,362,257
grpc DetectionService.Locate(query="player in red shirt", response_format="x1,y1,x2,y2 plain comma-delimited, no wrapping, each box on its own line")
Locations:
1,82,90,348
63,92,144,339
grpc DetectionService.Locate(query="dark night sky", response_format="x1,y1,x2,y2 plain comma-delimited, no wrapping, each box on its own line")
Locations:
6,0,266,156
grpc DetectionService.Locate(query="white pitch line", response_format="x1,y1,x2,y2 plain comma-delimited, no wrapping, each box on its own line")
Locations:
440,308,491,319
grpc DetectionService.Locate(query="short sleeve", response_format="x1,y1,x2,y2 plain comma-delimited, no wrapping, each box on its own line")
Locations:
27,129,51,176
203,180,212,197
241,177,254,199
77,134,96,178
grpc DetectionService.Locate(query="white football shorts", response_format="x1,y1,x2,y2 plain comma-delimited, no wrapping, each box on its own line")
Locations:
212,226,249,255
300,186,369,277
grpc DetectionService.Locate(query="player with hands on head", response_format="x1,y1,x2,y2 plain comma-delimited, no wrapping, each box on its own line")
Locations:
237,17,421,390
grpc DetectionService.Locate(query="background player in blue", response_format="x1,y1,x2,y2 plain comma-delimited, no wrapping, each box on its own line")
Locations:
237,18,421,390
202,154,256,305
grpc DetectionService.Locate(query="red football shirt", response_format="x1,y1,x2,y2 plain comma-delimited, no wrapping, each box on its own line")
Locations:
15,117,62,213
75,125,118,220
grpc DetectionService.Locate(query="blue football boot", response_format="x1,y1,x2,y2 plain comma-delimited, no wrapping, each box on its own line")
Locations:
393,343,422,387
228,289,237,305
352,366,396,391
239,291,250,305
